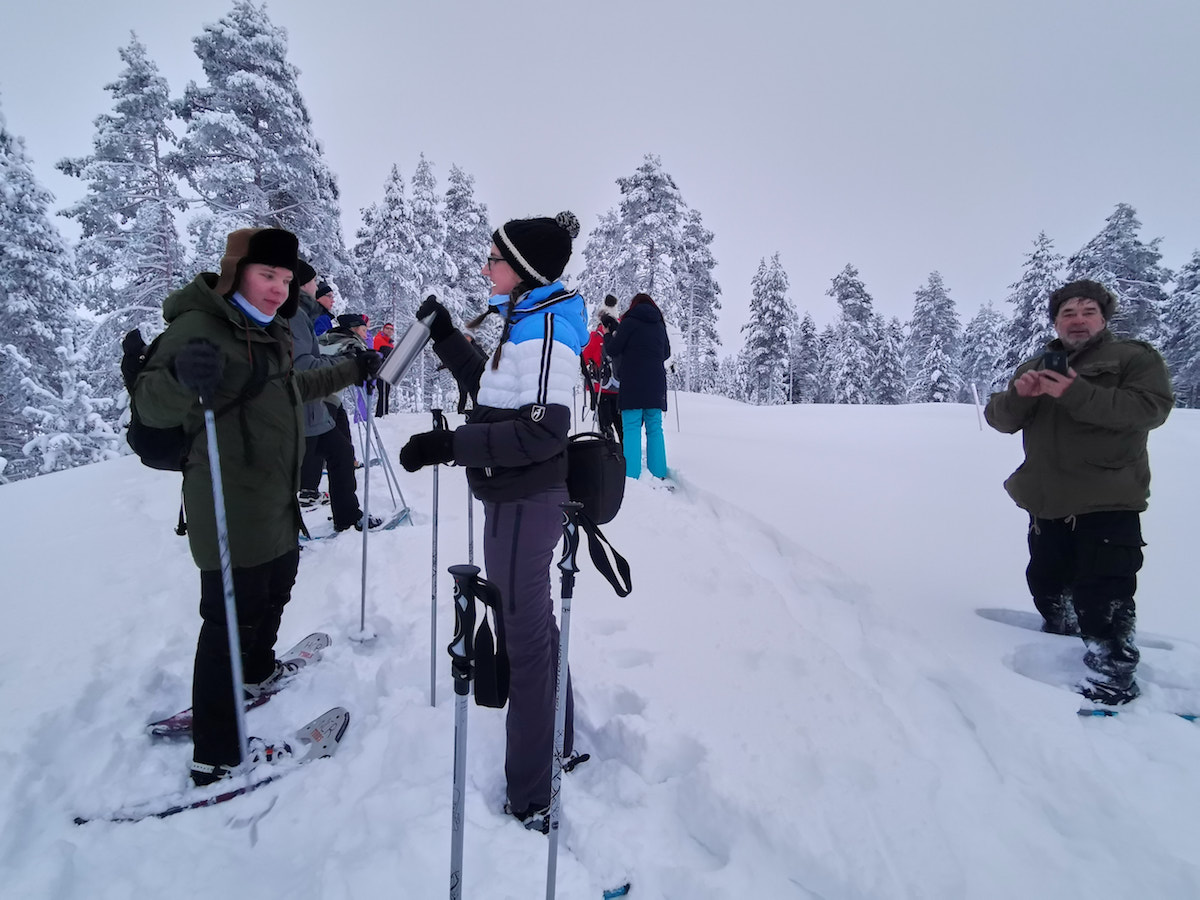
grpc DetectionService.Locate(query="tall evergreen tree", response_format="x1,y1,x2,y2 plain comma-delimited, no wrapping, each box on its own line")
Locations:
0,103,86,480
443,164,499,349
740,253,796,405
577,208,623,308
1160,250,1200,407
789,312,821,403
172,1,357,290
870,317,907,405
825,263,880,404
905,271,961,402
611,155,686,321
56,34,187,405
959,303,1008,400
999,231,1062,374
1066,203,1169,340
676,208,722,392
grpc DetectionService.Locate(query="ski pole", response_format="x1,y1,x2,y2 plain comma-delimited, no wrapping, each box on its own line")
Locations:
971,382,984,431
447,564,478,900
674,387,681,432
467,485,474,566
545,500,583,900
353,385,376,642
201,397,250,769
430,408,449,706
369,413,412,523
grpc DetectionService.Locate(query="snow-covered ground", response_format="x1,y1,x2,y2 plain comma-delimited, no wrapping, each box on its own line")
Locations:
2,394,1199,899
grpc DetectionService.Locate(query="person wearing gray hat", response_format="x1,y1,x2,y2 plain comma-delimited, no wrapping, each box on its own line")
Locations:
985,279,1174,706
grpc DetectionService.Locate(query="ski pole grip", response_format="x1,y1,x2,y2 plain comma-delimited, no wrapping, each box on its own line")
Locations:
447,564,479,694
432,408,448,431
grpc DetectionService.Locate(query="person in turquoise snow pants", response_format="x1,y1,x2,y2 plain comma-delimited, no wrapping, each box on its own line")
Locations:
603,292,671,479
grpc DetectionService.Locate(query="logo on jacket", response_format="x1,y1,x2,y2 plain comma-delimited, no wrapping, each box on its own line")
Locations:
531,404,546,422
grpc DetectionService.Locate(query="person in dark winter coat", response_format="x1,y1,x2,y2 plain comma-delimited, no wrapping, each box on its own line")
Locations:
985,279,1174,706
581,293,622,441
372,323,395,417
313,281,335,336
398,212,588,825
604,292,671,479
295,289,374,530
132,228,380,785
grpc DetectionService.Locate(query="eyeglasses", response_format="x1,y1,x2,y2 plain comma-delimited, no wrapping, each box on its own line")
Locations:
486,255,506,271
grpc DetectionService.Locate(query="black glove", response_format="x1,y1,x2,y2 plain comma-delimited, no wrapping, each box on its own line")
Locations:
355,349,382,384
599,313,619,332
416,295,454,342
399,429,456,472
173,338,224,403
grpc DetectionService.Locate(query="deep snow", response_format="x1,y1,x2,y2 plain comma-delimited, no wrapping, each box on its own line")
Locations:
2,394,1198,899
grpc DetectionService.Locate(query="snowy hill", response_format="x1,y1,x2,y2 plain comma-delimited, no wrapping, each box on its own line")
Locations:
2,395,1199,899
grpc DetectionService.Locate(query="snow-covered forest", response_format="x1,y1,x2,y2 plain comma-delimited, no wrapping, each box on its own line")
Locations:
3,0,1199,483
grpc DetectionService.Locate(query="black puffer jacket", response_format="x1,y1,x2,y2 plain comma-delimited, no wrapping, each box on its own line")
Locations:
605,302,671,411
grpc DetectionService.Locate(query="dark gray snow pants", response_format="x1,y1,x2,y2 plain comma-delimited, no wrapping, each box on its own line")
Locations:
483,486,575,813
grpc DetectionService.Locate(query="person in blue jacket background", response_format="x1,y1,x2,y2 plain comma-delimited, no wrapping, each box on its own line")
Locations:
604,292,671,479
398,212,588,825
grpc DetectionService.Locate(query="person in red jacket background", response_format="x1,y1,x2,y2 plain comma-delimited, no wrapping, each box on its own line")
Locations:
581,294,622,441
372,322,395,416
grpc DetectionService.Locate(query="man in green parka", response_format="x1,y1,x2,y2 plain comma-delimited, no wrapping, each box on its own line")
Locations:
985,279,1173,705
133,227,380,784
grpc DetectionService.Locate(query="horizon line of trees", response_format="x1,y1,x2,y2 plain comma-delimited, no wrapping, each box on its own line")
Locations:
2,0,1198,484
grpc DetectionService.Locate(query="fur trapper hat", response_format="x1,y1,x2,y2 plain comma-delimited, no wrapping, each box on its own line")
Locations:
1049,280,1117,321
492,211,580,286
215,228,301,317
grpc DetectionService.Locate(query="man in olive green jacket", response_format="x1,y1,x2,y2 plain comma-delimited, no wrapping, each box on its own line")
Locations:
985,279,1173,705
133,228,378,783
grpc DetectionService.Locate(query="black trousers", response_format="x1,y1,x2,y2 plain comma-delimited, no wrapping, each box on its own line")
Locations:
193,548,300,766
300,408,361,530
1026,510,1143,675
375,381,391,417
597,392,623,442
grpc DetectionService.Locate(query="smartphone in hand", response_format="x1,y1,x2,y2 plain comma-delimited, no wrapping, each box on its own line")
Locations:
1042,350,1069,376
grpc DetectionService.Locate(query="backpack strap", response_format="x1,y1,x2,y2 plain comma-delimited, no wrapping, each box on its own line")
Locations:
578,512,632,597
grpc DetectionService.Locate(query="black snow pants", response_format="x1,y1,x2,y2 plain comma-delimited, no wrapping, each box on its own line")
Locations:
193,548,300,766
482,486,574,814
1026,510,1143,679
299,408,362,530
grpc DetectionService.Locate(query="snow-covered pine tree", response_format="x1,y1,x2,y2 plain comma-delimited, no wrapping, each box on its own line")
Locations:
825,264,880,404
20,327,123,475
918,332,956,404
1160,250,1200,407
407,155,459,408
353,165,423,409
870,317,907,405
788,312,821,403
959,303,1008,400
56,34,188,406
1066,203,1169,341
905,271,961,402
577,208,624,312
172,1,357,291
813,323,838,404
740,253,796,405
0,103,90,481
611,155,686,321
443,164,495,344
998,231,1062,374
676,208,722,393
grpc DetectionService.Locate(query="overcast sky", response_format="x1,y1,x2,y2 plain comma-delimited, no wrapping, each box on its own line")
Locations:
3,0,1199,350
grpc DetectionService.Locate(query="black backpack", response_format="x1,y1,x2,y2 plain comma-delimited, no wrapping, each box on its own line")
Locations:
566,432,632,597
566,432,625,525
121,329,190,471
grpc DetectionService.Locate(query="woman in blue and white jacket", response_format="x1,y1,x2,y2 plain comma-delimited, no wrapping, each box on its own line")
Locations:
399,212,589,825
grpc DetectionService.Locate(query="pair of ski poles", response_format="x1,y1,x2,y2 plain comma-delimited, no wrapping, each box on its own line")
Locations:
429,407,475,707
446,501,584,900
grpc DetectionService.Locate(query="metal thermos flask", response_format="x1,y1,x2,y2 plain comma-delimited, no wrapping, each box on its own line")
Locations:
377,312,436,385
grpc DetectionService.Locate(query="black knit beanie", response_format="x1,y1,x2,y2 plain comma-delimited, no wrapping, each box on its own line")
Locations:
1049,280,1117,321
315,281,333,299
296,259,317,288
493,211,581,286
